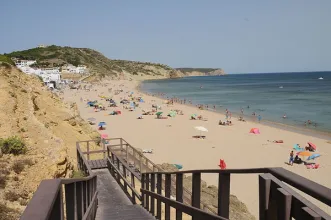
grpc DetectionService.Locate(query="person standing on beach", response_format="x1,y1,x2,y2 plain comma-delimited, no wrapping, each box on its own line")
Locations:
258,115,262,123
289,151,294,166
241,108,244,115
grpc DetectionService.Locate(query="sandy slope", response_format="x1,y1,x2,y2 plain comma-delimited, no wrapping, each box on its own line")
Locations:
63,79,331,217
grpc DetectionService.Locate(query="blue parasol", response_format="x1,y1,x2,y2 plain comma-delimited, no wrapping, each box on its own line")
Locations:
307,154,321,160
98,122,106,126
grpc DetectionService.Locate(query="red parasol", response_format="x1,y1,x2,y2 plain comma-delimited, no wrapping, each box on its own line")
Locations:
308,142,316,150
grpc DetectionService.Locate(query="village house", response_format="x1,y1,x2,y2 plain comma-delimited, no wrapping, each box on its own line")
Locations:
61,64,87,74
14,59,37,67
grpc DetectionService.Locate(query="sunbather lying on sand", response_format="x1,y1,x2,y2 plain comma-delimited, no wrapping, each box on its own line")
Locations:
142,149,153,153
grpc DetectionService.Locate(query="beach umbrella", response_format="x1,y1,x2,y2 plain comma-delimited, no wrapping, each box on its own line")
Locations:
98,122,106,126
195,126,208,132
87,117,96,121
169,111,176,117
174,164,183,169
156,112,163,116
297,151,312,157
308,142,317,150
101,134,108,139
307,154,321,160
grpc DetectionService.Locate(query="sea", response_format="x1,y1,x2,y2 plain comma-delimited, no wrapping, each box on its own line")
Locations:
140,71,331,136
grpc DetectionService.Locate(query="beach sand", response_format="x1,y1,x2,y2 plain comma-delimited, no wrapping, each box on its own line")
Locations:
63,79,331,217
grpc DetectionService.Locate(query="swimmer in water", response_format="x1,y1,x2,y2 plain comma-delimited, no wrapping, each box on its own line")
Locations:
283,114,287,119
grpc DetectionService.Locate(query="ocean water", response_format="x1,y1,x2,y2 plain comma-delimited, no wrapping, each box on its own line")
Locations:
140,72,331,134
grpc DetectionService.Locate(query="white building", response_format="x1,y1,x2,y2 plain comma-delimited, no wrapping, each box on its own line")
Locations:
14,59,37,67
62,64,87,74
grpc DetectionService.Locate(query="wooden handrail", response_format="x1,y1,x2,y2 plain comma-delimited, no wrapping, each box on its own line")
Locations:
20,179,62,220
106,156,142,202
141,189,228,220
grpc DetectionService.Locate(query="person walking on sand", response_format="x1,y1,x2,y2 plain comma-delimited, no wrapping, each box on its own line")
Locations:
258,115,262,123
289,151,294,166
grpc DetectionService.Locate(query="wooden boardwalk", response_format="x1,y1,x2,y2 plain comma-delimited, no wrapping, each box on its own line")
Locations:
88,159,108,169
93,169,155,220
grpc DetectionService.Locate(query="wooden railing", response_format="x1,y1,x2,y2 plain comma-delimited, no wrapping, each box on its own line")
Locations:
20,145,98,220
103,138,222,214
142,168,331,220
106,149,142,204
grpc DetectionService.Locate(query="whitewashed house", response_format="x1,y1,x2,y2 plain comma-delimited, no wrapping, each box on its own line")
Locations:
62,64,87,74
14,59,37,67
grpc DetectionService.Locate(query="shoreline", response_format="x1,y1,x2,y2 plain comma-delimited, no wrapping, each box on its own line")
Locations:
137,80,331,141
64,79,331,217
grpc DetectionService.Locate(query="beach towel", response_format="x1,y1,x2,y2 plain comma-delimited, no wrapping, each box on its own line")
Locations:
293,144,304,152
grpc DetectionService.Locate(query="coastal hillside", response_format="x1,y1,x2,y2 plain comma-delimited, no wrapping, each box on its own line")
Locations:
176,68,226,76
0,64,98,218
6,45,225,81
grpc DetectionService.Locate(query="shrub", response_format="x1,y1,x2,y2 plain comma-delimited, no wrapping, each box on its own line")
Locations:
21,89,27,93
12,161,25,174
4,191,20,202
0,136,27,155
71,170,86,178
12,159,33,174
0,175,6,188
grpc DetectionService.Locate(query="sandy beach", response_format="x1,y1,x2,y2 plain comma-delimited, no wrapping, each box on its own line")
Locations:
63,79,331,217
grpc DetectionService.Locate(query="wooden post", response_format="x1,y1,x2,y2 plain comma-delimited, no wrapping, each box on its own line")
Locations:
120,138,123,155
140,154,143,174
176,173,183,220
165,174,171,220
65,183,76,220
86,141,90,160
126,144,128,162
192,173,201,220
218,173,230,219
276,188,292,220
146,174,150,211
141,174,145,208
102,139,106,159
122,164,128,193
259,174,272,220
49,186,64,220
150,173,155,215
156,174,162,220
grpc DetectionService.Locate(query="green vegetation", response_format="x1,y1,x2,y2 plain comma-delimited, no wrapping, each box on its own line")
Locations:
71,170,86,178
0,55,14,65
12,159,33,174
0,136,27,155
176,68,218,73
6,45,175,79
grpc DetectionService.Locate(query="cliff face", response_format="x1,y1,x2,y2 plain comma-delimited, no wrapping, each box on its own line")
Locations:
175,68,226,77
0,64,98,218
6,46,226,81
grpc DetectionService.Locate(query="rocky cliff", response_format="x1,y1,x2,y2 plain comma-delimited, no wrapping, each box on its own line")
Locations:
0,64,99,218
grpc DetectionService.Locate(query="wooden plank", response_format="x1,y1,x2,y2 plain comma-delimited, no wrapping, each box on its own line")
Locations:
276,188,292,220
176,173,183,220
165,174,171,220
156,174,162,219
150,173,155,216
218,173,230,219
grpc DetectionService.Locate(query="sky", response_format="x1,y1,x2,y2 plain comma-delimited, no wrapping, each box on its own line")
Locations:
1,0,331,73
